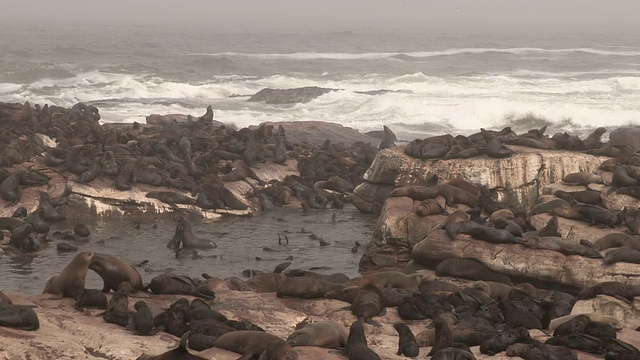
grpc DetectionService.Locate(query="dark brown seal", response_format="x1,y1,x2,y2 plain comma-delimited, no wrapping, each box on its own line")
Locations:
427,316,454,356
394,323,420,357
351,281,386,326
214,330,299,360
562,172,602,186
128,300,164,336
0,303,40,331
277,276,345,299
415,199,447,216
519,236,601,258
595,233,640,251
43,251,94,299
74,288,108,311
390,185,439,201
346,320,382,360
603,247,640,266
438,184,478,208
136,331,207,360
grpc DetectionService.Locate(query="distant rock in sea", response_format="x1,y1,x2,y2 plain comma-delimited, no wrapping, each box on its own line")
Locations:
247,86,337,105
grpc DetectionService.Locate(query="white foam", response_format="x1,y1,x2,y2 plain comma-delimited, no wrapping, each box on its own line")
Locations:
184,47,640,61
0,83,22,93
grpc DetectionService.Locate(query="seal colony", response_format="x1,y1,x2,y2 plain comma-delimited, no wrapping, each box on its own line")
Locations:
2,100,640,359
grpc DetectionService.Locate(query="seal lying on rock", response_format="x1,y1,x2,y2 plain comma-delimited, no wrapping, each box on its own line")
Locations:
214,330,299,360
0,303,39,331
286,320,348,348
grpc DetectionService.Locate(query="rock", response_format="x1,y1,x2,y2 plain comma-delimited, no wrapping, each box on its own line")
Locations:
603,190,640,211
571,294,640,330
609,126,640,150
255,121,377,147
411,229,640,292
247,86,337,105
529,213,621,242
356,146,609,214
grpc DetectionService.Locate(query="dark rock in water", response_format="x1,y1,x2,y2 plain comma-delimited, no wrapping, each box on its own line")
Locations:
247,86,337,105
74,224,90,237
56,242,78,252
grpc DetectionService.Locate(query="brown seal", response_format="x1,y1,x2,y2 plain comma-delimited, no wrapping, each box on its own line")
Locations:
346,320,382,360
244,273,285,293
562,172,602,186
147,274,215,299
554,190,602,206
74,288,108,311
89,253,144,292
551,205,619,227
444,178,480,196
484,135,514,158
286,269,349,284
415,199,447,216
608,165,640,194
595,233,640,251
0,291,13,305
43,251,94,299
286,320,348,348
178,216,216,249
0,303,40,331
603,246,640,266
519,236,601,258
346,271,419,291
390,185,439,200
351,281,386,326
214,330,299,360
136,332,207,360
431,348,477,360
438,184,478,208
480,327,531,355
435,258,513,285
529,198,571,215
276,276,345,299
473,281,513,300
577,281,640,304
378,125,398,150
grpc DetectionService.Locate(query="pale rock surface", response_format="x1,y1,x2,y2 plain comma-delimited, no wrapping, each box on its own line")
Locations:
529,213,621,242
572,294,640,330
354,146,609,214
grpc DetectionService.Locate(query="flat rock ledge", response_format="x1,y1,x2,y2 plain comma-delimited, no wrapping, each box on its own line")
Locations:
2,288,639,360
352,146,609,214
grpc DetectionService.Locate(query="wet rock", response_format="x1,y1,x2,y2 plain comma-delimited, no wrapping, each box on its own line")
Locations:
247,86,337,105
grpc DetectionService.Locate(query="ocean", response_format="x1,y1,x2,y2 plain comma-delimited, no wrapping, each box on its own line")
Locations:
2,21,639,141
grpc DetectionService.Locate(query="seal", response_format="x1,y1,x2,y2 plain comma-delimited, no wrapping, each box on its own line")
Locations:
562,172,602,186
276,276,345,299
484,135,514,158
378,125,398,150
435,258,513,285
438,184,478,208
431,348,477,360
346,271,419,290
128,300,164,336
577,281,640,304
178,216,216,249
615,186,640,199
0,303,40,331
136,332,208,360
415,199,447,216
519,236,601,258
603,247,640,266
286,320,348,348
480,327,531,355
551,205,619,227
350,281,386,326
103,282,131,327
390,185,439,201
492,217,523,238
245,273,285,293
529,198,572,215
43,251,94,299
147,274,215,299
595,233,640,251
446,220,517,244
393,323,420,357
427,316,454,356
499,297,543,329
167,222,184,250
214,330,299,360
89,253,144,292
608,165,640,194
74,288,108,311
346,320,382,360
286,269,349,284
0,290,12,305
506,343,577,360
473,281,513,300
0,171,22,205
554,190,602,206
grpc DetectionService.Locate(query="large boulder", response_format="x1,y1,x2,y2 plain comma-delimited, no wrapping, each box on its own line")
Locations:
247,86,337,105
354,146,610,214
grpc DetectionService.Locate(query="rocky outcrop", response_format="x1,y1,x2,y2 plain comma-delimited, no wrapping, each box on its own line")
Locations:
247,86,337,105
254,121,377,147
353,146,609,214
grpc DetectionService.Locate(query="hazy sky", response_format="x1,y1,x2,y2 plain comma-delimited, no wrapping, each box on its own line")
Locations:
1,0,638,32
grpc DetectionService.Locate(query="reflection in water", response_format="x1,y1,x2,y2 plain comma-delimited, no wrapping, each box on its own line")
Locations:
0,205,376,294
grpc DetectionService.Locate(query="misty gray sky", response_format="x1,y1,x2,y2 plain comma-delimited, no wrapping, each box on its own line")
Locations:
1,0,638,32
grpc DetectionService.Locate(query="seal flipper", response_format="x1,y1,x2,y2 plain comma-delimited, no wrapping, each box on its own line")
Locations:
364,317,382,327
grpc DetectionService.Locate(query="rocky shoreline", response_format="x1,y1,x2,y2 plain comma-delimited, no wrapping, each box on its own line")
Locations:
3,100,640,359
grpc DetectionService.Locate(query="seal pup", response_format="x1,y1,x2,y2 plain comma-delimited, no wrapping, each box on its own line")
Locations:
136,331,207,360
394,323,420,357
0,171,22,205
286,320,348,348
128,300,164,336
43,251,94,299
431,347,477,360
74,288,108,311
0,303,40,331
562,172,602,186
38,191,65,222
346,320,381,360
214,330,299,360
